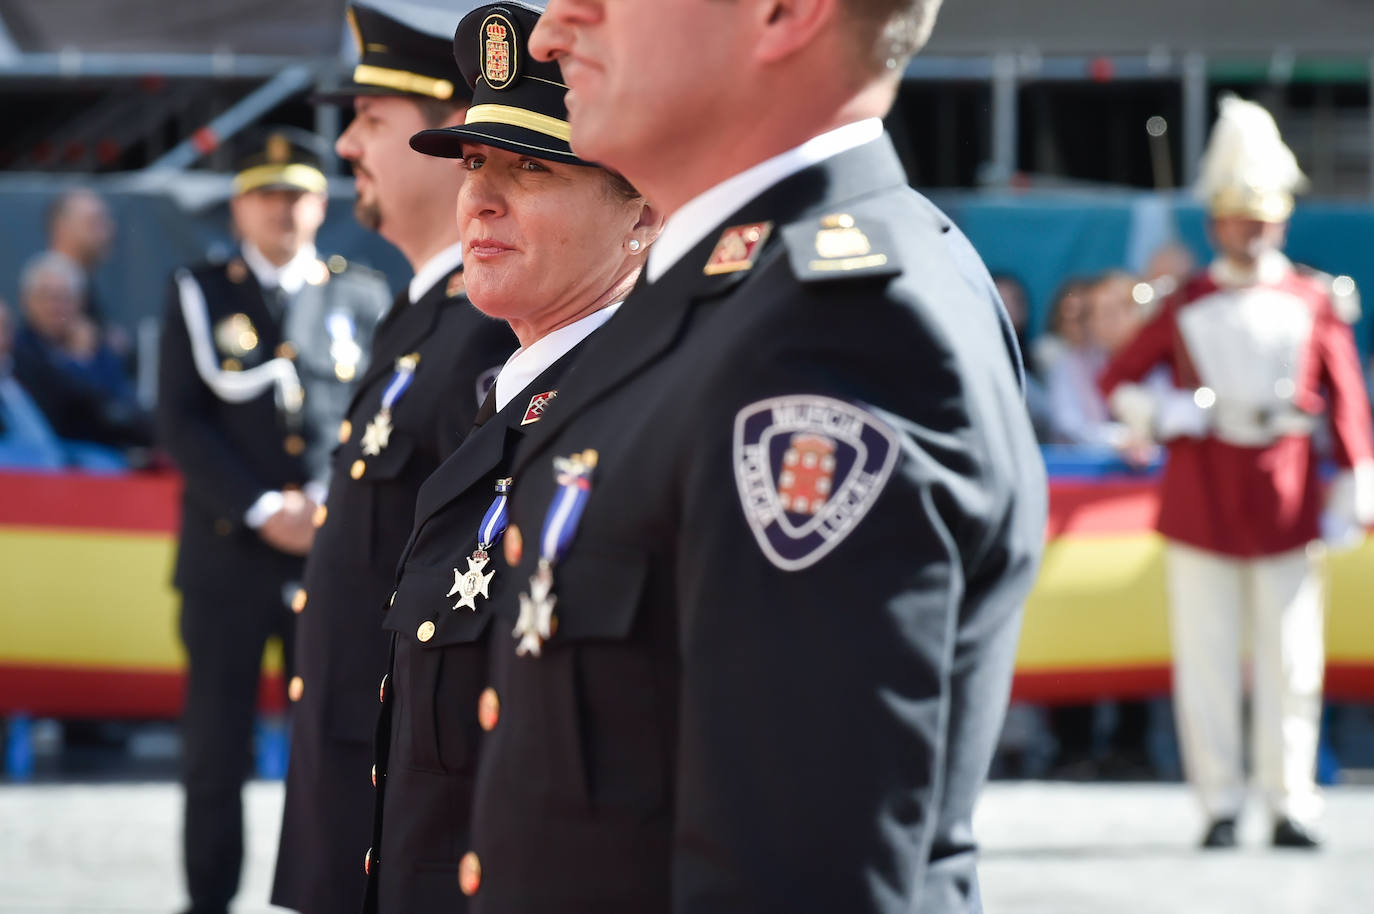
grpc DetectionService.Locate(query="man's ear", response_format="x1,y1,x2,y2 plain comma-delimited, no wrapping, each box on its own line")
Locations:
632,199,666,247
752,0,838,66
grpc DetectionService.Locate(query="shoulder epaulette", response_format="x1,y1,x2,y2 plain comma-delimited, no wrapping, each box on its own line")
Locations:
780,212,901,283
1295,264,1360,324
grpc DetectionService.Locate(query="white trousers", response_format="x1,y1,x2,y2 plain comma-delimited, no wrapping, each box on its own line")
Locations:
1164,541,1325,826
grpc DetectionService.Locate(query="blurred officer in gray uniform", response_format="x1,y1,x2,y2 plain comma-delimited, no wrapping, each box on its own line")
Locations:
272,5,515,914
158,127,389,914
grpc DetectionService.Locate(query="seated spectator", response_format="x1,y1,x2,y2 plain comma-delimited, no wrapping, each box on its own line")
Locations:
46,188,125,351
1032,277,1092,379
0,296,65,469
993,271,1054,441
12,252,152,459
1143,240,1197,301
1044,269,1143,450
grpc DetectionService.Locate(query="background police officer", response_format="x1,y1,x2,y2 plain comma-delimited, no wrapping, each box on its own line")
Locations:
271,6,515,913
157,127,390,914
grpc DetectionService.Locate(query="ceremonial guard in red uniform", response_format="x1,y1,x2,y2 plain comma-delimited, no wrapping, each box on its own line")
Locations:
1100,95,1374,849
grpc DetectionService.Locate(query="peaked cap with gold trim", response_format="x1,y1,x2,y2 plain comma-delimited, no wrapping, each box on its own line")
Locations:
231,126,330,196
409,1,592,167
315,2,473,104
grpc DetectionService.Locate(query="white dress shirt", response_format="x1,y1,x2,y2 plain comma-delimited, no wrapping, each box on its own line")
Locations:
645,118,885,284
409,241,466,304
241,242,318,296
493,303,623,411
240,242,319,528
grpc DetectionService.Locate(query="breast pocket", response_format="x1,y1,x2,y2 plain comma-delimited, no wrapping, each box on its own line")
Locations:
502,544,668,816
383,564,494,775
338,431,425,571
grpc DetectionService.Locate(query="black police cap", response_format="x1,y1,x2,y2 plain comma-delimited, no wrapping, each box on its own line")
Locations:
409,1,593,168
231,126,330,196
316,2,472,104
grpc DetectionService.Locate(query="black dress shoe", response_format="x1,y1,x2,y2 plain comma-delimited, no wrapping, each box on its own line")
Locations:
1272,817,1321,849
1201,817,1238,848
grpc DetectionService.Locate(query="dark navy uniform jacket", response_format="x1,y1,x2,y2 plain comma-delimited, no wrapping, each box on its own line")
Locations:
157,256,389,599
362,349,581,914
459,135,1047,914
273,266,516,914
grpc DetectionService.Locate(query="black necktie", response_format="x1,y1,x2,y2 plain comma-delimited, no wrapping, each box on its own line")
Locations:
472,384,498,429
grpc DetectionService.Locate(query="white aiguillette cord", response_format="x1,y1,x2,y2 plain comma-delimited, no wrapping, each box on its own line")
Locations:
175,268,304,412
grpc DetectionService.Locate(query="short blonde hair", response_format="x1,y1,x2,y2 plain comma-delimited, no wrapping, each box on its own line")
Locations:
849,0,943,71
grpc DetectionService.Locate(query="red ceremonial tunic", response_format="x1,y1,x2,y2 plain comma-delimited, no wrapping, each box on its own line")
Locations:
1099,256,1374,558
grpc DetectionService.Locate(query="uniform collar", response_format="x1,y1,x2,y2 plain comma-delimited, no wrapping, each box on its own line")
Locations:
1209,249,1292,288
493,302,622,411
409,240,465,305
645,118,885,284
241,241,317,295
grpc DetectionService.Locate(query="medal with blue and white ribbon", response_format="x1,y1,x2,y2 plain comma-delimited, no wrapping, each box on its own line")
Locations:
449,477,512,611
361,353,419,456
514,449,598,657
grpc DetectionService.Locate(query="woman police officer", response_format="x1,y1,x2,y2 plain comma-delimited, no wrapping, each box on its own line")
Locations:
361,4,660,912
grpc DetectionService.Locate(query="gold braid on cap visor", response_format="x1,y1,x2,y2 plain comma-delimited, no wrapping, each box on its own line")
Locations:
353,63,456,100
464,104,572,142
233,164,328,195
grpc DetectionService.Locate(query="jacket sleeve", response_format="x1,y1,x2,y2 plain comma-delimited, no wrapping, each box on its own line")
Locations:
669,288,1042,912
155,278,269,523
1315,300,1374,469
1097,302,1178,398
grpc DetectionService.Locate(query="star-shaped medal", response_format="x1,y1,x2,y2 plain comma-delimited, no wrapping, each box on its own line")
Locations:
448,552,495,611
360,411,393,456
513,563,557,657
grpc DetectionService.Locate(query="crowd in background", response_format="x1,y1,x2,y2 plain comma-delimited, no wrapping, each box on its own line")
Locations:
0,188,152,471
0,188,1224,478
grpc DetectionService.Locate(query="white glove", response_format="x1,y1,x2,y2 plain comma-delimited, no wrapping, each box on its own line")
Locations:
1322,461,1374,550
1155,388,1211,440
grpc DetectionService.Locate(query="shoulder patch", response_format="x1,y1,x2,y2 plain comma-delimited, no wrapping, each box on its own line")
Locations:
733,394,899,572
704,222,772,276
781,213,900,283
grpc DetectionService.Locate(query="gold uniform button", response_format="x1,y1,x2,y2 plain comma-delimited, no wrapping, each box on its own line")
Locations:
291,589,308,613
338,420,353,443
417,620,436,643
275,342,297,360
214,518,232,536
378,674,389,704
312,503,328,528
350,459,366,480
364,847,375,876
288,676,304,702
221,357,242,372
283,434,305,456
458,852,481,896
478,688,500,732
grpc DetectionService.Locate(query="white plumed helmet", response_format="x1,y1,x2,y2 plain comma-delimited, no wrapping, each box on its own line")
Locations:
1195,94,1308,223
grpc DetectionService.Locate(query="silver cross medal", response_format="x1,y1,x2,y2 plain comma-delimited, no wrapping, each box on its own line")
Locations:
513,560,557,657
360,408,393,456
448,548,495,611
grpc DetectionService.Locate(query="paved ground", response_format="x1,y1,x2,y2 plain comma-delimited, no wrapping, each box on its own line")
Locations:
1,780,1371,913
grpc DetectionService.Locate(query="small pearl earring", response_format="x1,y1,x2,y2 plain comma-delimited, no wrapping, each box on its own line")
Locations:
627,238,642,252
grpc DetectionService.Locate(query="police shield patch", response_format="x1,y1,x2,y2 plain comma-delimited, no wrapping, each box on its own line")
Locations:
733,395,899,571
